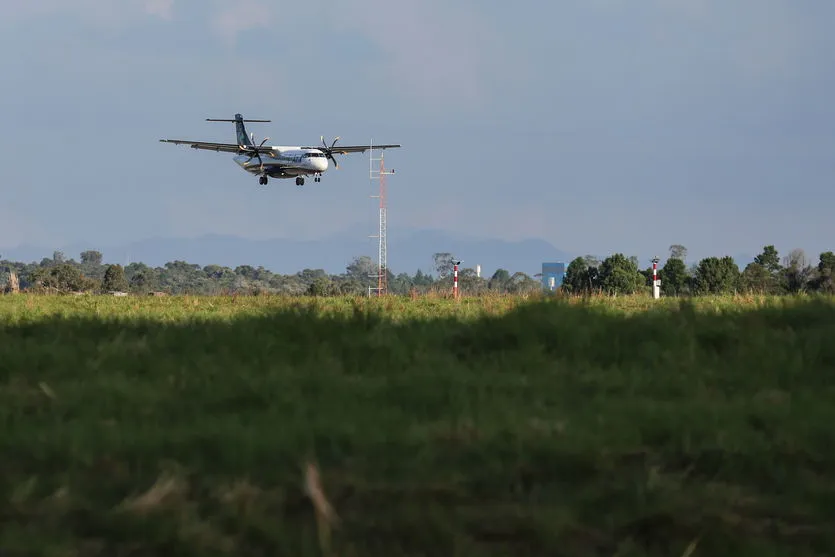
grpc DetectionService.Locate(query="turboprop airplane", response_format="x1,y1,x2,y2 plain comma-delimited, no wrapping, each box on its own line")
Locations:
159,114,400,186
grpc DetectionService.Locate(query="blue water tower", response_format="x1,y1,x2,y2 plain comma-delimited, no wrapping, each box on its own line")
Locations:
541,262,566,291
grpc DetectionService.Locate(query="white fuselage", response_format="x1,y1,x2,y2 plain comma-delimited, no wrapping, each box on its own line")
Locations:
233,147,328,178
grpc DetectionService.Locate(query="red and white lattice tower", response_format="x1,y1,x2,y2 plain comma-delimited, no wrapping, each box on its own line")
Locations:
369,141,394,296
453,261,459,298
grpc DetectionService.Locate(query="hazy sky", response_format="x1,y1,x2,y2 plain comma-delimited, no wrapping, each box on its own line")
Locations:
1,0,833,265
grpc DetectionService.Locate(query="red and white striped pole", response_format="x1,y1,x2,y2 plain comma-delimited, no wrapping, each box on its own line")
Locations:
651,256,660,299
453,260,460,298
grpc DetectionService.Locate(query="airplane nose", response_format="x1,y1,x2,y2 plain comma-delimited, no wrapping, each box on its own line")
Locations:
316,157,328,171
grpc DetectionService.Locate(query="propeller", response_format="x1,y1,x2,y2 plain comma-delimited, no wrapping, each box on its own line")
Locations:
243,135,270,173
320,136,341,169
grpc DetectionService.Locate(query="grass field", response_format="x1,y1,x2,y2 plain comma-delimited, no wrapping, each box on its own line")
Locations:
2,293,835,556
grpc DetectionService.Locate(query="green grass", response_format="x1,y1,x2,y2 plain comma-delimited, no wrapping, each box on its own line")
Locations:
2,293,835,556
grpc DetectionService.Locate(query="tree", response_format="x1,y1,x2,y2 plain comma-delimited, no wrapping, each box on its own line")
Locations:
739,263,772,293
30,263,96,292
80,250,103,266
102,264,128,292
488,269,510,291
204,264,233,280
563,255,603,294
754,245,781,274
563,257,589,294
432,252,455,279
693,256,739,294
411,269,434,288
814,251,835,293
297,268,328,284
660,257,688,296
584,264,600,292
459,267,487,295
748,245,783,293
598,253,643,295
782,248,813,294
669,244,687,261
78,250,106,281
819,251,835,273
234,265,259,279
307,276,335,296
389,272,415,295
126,263,158,293
583,255,601,269
346,255,377,287
504,271,540,294
129,271,149,293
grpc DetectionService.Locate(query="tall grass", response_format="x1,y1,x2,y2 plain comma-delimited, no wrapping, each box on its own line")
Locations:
1,293,834,556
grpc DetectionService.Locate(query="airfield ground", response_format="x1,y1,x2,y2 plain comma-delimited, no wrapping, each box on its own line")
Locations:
2,293,834,556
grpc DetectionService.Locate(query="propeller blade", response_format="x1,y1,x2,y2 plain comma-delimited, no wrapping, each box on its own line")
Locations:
243,142,265,171
319,136,342,168
242,137,270,170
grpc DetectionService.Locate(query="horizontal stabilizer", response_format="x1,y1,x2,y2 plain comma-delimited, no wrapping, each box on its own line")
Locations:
206,118,271,122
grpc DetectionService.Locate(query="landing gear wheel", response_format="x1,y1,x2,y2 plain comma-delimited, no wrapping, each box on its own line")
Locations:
295,177,305,186
259,175,268,185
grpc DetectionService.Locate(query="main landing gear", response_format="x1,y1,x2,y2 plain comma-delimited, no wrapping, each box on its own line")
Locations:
259,175,316,186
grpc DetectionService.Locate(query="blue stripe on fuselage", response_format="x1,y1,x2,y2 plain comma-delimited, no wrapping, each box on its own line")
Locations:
234,159,307,178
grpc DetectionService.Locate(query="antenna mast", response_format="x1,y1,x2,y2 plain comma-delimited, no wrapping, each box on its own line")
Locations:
369,140,394,296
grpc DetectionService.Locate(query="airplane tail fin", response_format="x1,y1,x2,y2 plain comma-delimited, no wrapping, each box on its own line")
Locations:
206,114,271,147
235,114,252,147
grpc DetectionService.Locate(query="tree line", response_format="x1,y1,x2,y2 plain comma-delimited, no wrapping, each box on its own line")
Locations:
0,250,541,296
562,244,835,296
3,245,833,296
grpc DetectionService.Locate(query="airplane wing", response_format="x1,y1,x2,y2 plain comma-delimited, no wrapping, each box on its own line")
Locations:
301,144,401,154
159,139,273,154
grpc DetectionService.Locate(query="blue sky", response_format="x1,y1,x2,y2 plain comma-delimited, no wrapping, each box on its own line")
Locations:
1,0,834,267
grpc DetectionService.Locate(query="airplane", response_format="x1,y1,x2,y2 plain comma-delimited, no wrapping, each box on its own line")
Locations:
159,114,400,186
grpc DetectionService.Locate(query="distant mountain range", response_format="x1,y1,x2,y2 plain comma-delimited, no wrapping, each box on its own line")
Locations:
1,227,757,278
1,227,575,279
